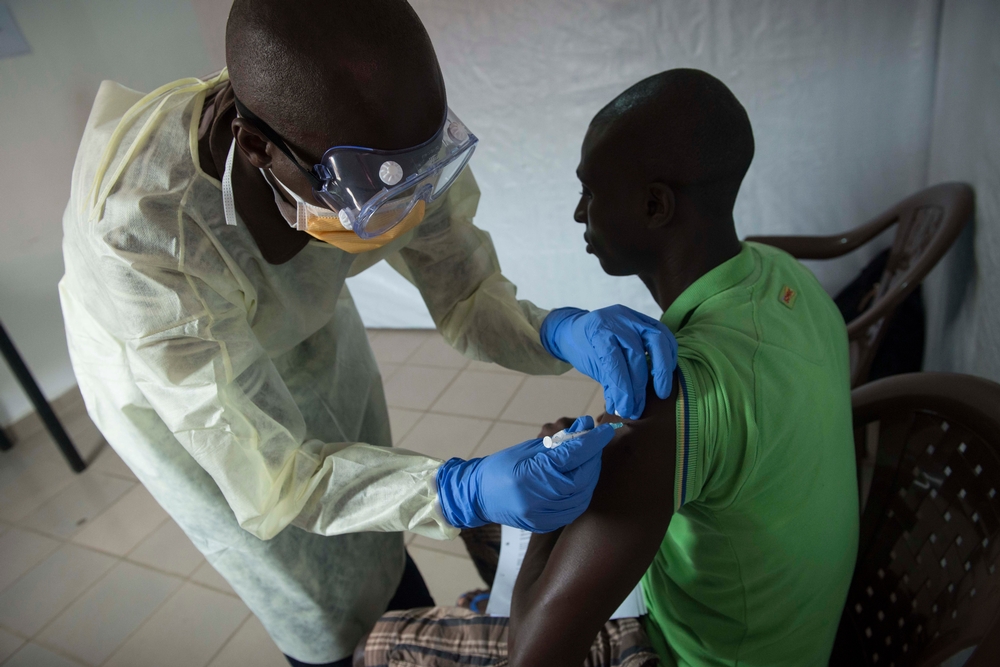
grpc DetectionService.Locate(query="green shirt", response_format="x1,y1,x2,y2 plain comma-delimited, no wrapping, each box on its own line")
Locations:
641,242,859,667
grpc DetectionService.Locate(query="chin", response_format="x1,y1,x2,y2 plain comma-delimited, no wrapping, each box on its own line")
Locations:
593,253,632,277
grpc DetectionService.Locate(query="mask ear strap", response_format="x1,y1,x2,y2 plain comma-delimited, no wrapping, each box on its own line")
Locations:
233,96,323,190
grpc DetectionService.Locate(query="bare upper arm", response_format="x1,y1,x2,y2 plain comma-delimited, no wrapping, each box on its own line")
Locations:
508,376,679,667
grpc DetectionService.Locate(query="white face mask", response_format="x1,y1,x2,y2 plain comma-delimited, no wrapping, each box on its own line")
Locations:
221,139,344,232
264,169,349,233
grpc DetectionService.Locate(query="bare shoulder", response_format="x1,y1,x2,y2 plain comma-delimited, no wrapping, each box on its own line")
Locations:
507,373,682,667
590,373,680,514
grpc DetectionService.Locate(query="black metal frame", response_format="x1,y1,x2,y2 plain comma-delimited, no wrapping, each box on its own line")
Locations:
0,320,85,472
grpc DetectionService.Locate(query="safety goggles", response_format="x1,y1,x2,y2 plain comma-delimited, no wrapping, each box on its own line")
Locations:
233,97,478,239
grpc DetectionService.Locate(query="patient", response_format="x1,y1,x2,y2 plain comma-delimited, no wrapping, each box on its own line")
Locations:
356,68,860,667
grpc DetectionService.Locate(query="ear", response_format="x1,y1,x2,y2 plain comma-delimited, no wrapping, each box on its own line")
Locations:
232,118,273,170
646,182,675,229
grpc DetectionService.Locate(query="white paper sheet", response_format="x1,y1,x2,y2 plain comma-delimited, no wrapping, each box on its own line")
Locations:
485,524,647,619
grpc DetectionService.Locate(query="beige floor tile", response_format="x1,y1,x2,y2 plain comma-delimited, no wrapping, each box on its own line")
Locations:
191,561,238,596
430,371,523,420
0,627,25,663
88,445,137,481
3,642,85,667
127,519,205,577
376,361,400,383
397,413,491,461
408,336,470,369
103,582,249,667
9,391,88,444
4,411,45,450
560,367,592,382
25,385,83,421
0,527,61,592
387,408,423,444
368,330,432,365
55,385,88,415
464,359,524,375
20,472,134,539
0,440,78,522
58,411,107,462
471,421,544,458
500,376,599,426
0,543,116,635
71,485,169,556
38,561,182,665
0,438,39,489
207,615,287,667
408,533,470,559
3,391,100,463
383,366,459,411
408,546,483,607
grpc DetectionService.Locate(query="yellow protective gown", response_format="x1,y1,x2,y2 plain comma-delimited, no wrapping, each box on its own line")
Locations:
59,71,568,663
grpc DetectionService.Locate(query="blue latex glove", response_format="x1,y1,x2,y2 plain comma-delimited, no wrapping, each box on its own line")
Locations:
436,416,616,532
540,305,678,420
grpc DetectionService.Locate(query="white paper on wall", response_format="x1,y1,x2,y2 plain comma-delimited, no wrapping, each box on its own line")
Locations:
485,524,646,619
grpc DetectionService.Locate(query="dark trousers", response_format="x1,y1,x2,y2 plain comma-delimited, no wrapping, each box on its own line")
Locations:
285,551,434,667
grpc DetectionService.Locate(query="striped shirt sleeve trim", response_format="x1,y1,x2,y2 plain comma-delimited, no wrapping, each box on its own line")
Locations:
674,358,699,510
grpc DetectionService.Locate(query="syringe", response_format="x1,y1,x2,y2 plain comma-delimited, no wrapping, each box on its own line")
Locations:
543,421,624,448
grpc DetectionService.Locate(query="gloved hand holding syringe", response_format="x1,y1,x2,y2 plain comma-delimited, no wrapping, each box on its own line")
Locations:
436,415,621,532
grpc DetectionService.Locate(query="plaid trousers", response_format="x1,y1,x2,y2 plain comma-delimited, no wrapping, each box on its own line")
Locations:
360,526,661,667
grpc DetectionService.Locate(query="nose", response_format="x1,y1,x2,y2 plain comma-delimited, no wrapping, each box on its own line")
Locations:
574,196,587,224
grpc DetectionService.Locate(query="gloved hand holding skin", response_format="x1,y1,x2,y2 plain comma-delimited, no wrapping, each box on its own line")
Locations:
540,305,678,420
436,416,615,533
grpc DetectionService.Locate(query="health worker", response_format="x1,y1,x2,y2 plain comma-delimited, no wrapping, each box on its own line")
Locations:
58,1,678,665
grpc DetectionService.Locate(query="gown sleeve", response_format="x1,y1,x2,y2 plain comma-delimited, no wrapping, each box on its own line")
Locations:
391,167,572,376
99,206,459,542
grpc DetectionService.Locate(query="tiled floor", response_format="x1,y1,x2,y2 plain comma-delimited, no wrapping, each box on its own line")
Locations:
0,329,603,666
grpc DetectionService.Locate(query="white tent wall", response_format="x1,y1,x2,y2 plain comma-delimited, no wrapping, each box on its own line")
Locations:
348,0,943,326
0,0,996,427
922,0,1000,384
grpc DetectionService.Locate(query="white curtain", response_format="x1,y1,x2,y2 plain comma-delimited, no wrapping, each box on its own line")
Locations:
3,0,997,423
348,0,942,327
923,0,1000,383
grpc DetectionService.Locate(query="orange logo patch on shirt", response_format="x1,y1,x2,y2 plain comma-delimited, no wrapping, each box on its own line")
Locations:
779,285,798,309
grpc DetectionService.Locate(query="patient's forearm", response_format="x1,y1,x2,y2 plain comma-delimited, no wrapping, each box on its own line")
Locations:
513,529,562,600
509,518,633,667
508,380,679,667
508,429,669,666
